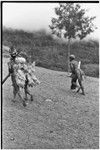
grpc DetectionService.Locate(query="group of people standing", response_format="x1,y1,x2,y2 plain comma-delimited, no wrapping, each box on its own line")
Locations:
4,46,85,107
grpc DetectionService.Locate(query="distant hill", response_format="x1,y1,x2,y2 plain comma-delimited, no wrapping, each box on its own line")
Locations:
3,27,99,77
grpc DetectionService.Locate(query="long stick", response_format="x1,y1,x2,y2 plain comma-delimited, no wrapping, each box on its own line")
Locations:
2,73,10,85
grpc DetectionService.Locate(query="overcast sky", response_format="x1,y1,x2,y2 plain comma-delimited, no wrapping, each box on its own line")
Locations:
3,2,99,39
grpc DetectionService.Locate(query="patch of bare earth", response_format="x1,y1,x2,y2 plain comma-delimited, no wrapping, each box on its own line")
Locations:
2,58,99,149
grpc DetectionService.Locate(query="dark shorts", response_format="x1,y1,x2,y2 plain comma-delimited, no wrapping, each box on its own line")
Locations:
71,74,77,89
70,70,83,89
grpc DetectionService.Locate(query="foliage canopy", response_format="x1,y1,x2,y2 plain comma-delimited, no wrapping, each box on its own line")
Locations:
49,3,96,40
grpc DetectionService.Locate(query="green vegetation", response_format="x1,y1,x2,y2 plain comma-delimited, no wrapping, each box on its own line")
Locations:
3,27,99,77
49,3,96,71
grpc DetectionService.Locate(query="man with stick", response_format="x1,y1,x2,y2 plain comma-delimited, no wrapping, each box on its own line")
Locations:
7,46,27,106
3,46,40,106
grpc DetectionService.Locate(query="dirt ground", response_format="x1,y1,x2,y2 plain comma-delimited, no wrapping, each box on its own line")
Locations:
2,58,99,149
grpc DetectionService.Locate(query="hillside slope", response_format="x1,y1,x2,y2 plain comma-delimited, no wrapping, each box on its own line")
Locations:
3,28,99,77
2,57,99,149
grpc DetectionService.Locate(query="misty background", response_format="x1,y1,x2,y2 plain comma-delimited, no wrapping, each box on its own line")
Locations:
3,3,99,39
3,2,99,77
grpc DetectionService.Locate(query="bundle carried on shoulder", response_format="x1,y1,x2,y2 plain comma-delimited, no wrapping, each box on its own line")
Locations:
27,62,40,87
14,57,40,88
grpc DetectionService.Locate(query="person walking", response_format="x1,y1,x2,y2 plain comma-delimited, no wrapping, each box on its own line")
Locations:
7,46,40,106
7,46,27,106
69,54,85,95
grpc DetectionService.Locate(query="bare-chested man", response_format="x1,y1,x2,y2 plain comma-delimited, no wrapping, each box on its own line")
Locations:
69,54,85,95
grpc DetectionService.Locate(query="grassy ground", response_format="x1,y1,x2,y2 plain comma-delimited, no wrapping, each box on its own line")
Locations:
2,58,99,149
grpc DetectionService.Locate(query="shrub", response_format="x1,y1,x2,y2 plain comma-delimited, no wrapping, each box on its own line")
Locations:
82,64,99,77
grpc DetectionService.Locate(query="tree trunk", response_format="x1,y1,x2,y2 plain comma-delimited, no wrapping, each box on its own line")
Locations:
67,38,71,72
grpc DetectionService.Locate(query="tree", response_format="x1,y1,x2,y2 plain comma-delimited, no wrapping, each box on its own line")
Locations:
49,3,96,71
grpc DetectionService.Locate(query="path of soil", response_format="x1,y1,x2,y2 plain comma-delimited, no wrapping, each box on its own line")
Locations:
2,58,99,149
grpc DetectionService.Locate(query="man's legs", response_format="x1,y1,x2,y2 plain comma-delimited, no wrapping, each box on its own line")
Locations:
11,75,18,100
24,75,33,101
24,86,33,101
77,79,85,95
11,75,27,106
71,74,78,90
77,72,85,95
